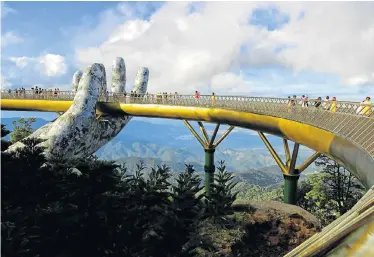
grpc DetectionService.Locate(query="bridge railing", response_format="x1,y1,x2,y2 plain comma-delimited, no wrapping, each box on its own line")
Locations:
2,90,373,118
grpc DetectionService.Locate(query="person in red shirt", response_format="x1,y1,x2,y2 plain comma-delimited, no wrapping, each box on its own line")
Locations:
194,90,200,103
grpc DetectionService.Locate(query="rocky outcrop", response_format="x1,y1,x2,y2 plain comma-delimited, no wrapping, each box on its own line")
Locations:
7,57,149,161
185,200,321,257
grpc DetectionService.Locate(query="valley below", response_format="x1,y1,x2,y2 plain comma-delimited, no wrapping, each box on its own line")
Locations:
3,117,320,187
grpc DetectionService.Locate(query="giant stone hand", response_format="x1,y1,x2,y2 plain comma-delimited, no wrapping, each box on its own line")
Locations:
7,57,149,160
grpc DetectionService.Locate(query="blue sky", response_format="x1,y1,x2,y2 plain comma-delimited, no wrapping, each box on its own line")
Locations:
1,1,374,122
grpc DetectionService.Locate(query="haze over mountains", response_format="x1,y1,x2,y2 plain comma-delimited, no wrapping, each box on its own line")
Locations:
2,117,318,186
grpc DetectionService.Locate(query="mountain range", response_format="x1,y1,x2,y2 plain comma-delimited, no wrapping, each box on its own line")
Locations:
1,117,319,186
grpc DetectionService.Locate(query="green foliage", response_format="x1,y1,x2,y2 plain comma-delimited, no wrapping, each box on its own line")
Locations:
314,155,365,215
297,155,365,226
164,165,204,255
301,173,337,225
1,124,11,150
170,165,204,228
295,178,314,210
235,183,283,202
10,118,36,143
1,124,10,137
3,140,234,257
204,161,238,217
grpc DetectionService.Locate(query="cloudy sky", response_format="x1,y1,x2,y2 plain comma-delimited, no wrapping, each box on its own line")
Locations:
1,1,374,120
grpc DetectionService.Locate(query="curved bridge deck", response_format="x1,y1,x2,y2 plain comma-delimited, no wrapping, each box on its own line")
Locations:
1,91,373,185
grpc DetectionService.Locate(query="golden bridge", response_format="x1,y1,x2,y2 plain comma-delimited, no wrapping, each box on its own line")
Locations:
1,91,373,256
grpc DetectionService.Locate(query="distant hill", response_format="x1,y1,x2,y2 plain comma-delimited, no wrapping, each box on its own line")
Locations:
98,139,279,171
234,165,284,186
115,157,285,187
1,117,319,186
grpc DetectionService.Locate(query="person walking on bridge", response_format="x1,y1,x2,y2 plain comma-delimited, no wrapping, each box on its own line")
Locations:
324,96,330,110
174,92,178,104
301,95,308,107
330,97,337,112
291,95,296,106
287,95,296,113
157,92,162,104
195,91,200,104
211,92,216,106
314,97,322,108
360,97,372,117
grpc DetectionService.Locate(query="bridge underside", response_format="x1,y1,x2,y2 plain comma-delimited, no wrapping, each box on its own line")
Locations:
2,99,374,189
2,98,374,257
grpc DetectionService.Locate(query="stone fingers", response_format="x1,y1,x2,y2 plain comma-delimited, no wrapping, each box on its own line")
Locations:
111,57,126,93
72,71,83,92
133,67,149,94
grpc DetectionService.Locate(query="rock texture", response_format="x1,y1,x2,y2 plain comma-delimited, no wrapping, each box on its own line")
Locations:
7,57,149,161
72,71,83,92
133,67,149,93
185,200,321,257
111,57,126,93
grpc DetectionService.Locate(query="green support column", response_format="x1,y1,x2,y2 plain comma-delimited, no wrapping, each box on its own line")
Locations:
183,120,234,197
283,171,300,205
258,133,320,206
204,148,215,197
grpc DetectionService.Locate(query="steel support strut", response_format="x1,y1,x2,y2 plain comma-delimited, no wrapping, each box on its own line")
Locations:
258,132,321,205
204,148,215,196
184,120,234,196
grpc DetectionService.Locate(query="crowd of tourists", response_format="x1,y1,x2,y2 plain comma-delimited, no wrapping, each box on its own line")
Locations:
3,87,372,116
285,95,372,116
9,86,61,97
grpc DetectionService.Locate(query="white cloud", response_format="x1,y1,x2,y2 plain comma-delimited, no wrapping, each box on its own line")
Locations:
211,72,251,93
39,54,68,76
273,2,374,87
73,2,374,94
1,75,12,89
8,54,68,77
9,56,29,68
1,31,23,47
75,2,259,93
1,3,16,18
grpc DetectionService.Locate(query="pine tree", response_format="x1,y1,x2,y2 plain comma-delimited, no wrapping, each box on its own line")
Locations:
161,165,204,256
204,161,238,217
10,118,36,143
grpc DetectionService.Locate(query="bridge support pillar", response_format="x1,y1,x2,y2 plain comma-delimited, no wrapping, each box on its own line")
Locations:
283,173,300,205
204,148,215,197
258,132,321,205
184,120,234,197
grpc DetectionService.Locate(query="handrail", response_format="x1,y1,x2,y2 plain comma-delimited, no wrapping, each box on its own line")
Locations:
1,90,373,118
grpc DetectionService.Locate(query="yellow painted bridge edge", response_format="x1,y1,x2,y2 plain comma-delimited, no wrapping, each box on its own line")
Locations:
2,99,374,188
0,99,334,153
